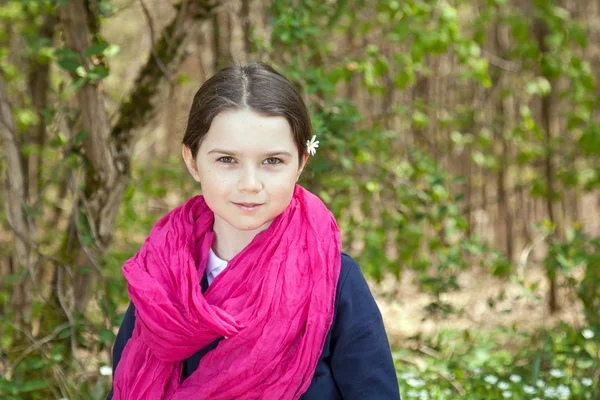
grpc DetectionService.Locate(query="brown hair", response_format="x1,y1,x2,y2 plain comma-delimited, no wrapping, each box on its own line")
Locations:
182,62,312,161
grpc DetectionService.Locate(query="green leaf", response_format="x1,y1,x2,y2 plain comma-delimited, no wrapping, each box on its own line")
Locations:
76,65,87,77
22,357,47,370
578,123,600,156
58,57,81,72
394,70,413,89
98,328,116,344
86,40,110,57
439,3,457,21
87,65,109,81
55,48,81,72
584,341,597,357
74,130,90,144
526,77,552,96
472,151,485,166
81,235,95,246
79,265,93,275
366,44,378,57
14,108,39,130
69,77,87,92
177,73,192,85
18,379,48,393
104,44,121,57
532,350,542,383
411,110,429,128
374,58,389,76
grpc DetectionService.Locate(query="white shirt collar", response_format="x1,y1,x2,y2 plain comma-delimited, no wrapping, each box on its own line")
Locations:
206,247,228,277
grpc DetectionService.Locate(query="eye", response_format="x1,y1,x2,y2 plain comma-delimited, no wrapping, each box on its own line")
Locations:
263,157,283,165
217,156,235,164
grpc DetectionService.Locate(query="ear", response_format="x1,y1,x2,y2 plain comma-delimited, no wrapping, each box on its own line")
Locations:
182,145,201,183
296,152,309,182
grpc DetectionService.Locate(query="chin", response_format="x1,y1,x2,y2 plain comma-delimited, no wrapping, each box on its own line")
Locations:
228,217,273,232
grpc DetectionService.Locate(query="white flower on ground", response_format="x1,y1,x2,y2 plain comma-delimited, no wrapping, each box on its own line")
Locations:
99,365,112,376
536,379,545,387
544,386,557,398
306,135,319,156
498,381,510,390
418,389,429,400
502,390,512,398
581,377,593,387
524,385,536,394
406,389,418,397
406,378,426,388
550,368,564,378
400,371,416,380
582,329,595,339
556,384,570,399
509,374,522,383
443,388,452,395
484,375,499,385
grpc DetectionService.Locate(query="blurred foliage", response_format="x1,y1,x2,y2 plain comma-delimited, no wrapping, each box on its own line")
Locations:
1,0,600,398
257,0,599,311
538,222,600,329
259,0,505,306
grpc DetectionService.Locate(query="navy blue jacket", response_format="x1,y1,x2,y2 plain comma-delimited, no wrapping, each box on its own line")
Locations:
107,253,401,399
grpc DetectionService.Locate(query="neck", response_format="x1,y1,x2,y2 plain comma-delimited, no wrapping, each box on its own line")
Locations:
211,216,272,261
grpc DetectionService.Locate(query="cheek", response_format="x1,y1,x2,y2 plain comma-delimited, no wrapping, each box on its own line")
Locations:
198,165,232,187
274,169,298,187
268,175,296,206
197,168,231,202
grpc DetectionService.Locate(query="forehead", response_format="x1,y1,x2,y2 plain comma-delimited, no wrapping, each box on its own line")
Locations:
201,109,296,152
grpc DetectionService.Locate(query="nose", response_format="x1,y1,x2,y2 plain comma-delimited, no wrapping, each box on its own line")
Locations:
237,166,262,193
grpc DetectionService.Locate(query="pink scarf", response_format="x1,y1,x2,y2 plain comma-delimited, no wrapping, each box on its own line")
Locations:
112,185,341,399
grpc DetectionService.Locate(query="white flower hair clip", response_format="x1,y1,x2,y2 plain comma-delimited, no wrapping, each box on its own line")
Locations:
306,135,319,156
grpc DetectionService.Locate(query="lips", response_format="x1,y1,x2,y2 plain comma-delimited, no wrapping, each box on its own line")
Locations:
233,202,264,211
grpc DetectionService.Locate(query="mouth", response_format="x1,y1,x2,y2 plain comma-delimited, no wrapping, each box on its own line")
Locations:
233,202,264,211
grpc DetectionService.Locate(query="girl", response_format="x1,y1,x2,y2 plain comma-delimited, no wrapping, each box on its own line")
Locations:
108,62,400,399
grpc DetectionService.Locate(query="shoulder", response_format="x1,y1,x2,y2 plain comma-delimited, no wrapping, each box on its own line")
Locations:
338,251,364,291
330,259,400,399
334,252,374,309
341,251,359,270
331,252,387,341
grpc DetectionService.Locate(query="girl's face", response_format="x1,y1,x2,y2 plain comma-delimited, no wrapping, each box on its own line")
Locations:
183,108,308,233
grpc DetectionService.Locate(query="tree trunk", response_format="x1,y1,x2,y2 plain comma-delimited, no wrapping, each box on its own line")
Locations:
412,58,433,154
212,9,232,71
27,14,58,201
493,22,514,260
534,17,560,314
0,72,32,332
240,0,251,58
58,0,123,313
53,0,219,316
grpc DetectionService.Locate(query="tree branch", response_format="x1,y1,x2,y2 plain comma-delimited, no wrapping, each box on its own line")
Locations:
111,0,218,151
0,72,28,263
138,0,173,83
0,70,34,329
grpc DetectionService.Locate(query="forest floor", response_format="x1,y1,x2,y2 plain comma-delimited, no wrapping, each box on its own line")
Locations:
371,265,586,347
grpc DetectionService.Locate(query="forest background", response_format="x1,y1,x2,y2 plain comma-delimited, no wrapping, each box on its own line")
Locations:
1,0,599,399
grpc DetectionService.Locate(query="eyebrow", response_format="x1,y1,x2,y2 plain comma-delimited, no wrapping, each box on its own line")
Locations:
207,149,293,157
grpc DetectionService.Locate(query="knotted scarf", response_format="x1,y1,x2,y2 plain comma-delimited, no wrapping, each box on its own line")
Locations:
112,184,341,399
